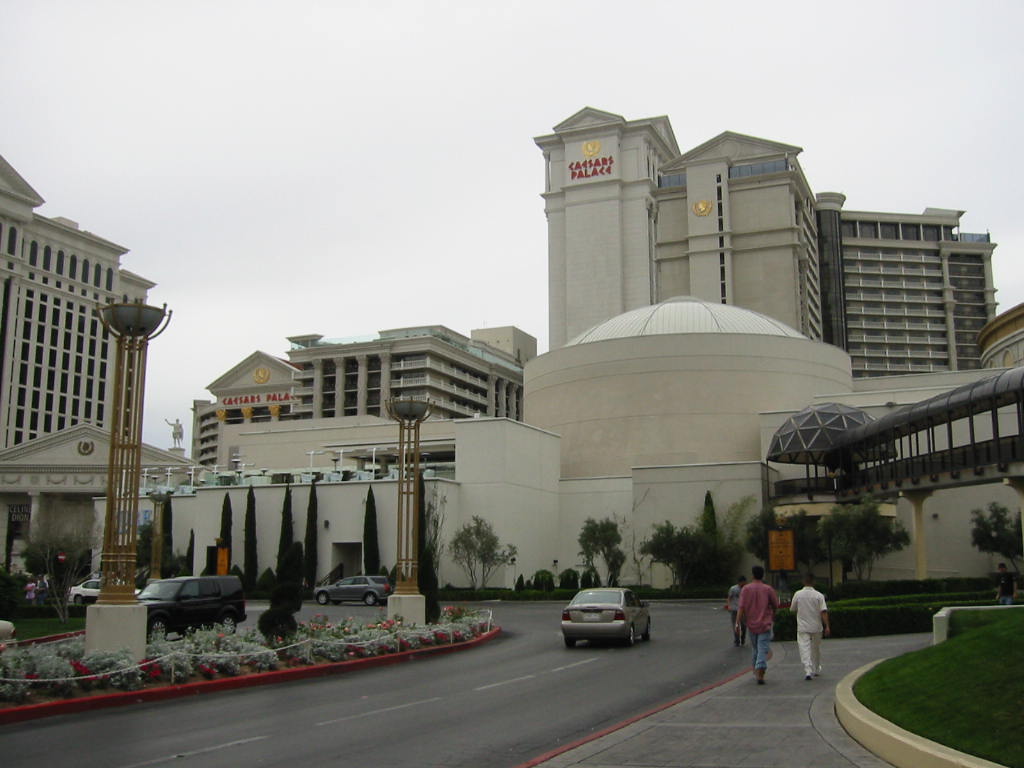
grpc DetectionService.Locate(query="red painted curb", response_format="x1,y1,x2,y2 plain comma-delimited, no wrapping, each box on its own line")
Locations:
513,665,749,768
0,627,501,725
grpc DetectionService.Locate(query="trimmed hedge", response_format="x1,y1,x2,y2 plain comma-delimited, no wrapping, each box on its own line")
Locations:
823,577,991,601
6,603,88,620
773,599,994,641
830,591,993,608
437,585,728,602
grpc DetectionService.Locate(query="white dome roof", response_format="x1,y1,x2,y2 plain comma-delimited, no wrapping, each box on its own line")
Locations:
566,296,807,345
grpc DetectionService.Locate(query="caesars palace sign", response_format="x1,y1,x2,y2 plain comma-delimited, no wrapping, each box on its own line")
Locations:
220,391,292,406
569,139,615,180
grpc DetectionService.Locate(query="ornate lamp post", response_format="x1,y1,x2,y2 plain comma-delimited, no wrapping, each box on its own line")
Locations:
87,300,170,659
384,395,432,624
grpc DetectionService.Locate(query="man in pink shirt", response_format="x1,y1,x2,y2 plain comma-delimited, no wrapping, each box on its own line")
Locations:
735,565,779,685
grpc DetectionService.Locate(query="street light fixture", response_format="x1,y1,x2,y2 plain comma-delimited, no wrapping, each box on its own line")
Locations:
384,395,432,624
89,300,170,660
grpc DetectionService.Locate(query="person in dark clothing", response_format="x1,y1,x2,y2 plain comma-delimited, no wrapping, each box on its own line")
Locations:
996,563,1017,605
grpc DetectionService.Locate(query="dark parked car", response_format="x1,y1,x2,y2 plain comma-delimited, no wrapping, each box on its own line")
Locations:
561,587,651,647
137,575,246,636
314,575,392,606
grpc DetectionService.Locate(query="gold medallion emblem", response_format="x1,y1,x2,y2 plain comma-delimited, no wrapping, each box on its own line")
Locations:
582,140,602,158
692,200,714,217
253,366,271,384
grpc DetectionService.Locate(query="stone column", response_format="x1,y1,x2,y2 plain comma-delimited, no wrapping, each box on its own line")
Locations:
487,374,497,417
901,489,933,580
508,383,519,420
496,379,507,418
312,360,324,418
356,355,368,416
380,352,392,404
334,357,345,416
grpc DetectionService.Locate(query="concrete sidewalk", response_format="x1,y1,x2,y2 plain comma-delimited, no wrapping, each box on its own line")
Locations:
525,633,930,768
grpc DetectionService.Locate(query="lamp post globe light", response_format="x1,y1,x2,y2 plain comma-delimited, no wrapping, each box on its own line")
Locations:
384,395,432,625
87,300,170,660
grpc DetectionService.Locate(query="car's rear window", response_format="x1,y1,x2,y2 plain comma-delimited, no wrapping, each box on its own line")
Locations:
570,590,623,606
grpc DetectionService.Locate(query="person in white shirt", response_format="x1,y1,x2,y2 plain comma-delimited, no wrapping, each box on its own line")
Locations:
789,573,830,680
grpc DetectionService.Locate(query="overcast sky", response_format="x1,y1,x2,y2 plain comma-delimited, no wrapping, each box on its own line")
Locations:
3,0,1023,451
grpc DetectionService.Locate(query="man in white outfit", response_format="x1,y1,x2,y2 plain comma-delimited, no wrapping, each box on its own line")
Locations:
789,573,830,680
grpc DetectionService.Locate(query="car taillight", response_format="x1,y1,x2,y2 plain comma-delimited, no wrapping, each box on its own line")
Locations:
561,609,571,620
613,610,626,621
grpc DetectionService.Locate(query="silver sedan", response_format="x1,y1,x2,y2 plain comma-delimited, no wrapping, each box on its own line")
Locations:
561,587,651,647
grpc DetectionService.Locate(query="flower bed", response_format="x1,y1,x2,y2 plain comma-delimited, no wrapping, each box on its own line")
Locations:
0,606,493,707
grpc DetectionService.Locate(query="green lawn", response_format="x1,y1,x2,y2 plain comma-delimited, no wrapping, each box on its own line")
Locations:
8,616,85,641
855,609,1023,768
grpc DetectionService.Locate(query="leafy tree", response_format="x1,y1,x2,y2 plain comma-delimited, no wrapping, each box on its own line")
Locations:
363,486,380,575
450,515,517,589
970,502,1022,572
744,504,779,563
417,472,440,622
219,493,233,569
532,569,555,591
243,486,258,590
514,573,525,591
820,496,910,580
277,483,294,577
579,566,600,588
304,481,319,588
787,509,826,573
137,521,153,572
640,521,707,586
578,517,626,586
22,515,93,623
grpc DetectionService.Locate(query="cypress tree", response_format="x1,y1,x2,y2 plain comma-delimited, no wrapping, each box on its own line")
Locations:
700,490,717,536
243,485,258,591
220,492,233,568
185,529,195,576
303,480,319,588
161,495,174,578
277,483,293,576
417,471,440,623
363,486,380,575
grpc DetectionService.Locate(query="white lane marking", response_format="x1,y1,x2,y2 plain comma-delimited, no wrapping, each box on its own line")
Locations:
315,696,443,726
550,657,599,673
474,674,536,691
119,736,268,767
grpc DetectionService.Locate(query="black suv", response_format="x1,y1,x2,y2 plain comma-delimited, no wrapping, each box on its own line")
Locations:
137,576,246,636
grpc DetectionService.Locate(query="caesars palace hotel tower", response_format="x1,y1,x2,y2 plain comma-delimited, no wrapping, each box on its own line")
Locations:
536,107,823,349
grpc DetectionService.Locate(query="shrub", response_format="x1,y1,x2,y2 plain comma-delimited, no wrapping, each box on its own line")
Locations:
774,600,993,641
270,581,303,613
0,569,20,618
255,567,277,594
257,607,298,641
825,577,991,601
532,569,555,592
514,574,525,592
558,568,580,590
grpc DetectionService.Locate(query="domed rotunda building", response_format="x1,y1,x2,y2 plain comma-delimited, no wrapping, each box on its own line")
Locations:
524,297,852,479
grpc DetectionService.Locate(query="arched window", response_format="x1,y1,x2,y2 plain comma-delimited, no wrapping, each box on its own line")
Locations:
82,259,90,284
105,267,114,291
29,241,38,266
43,246,52,271
56,250,65,274
6,226,16,255
93,263,101,287
69,255,77,279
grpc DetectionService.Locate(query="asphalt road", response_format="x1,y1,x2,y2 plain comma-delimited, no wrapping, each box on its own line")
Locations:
0,600,748,768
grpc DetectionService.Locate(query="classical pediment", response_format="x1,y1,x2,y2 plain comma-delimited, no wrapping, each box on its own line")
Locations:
552,107,627,133
206,351,299,394
0,154,45,221
664,131,803,171
0,423,189,470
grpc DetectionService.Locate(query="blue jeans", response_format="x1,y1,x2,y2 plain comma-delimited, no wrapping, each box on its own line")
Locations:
998,595,1014,605
750,630,772,670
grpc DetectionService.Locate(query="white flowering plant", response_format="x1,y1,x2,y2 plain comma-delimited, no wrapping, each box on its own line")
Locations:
0,608,492,705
